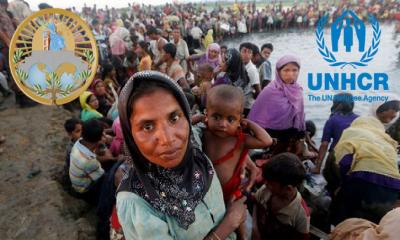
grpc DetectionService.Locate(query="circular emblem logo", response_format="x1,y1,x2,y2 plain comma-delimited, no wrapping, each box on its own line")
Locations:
316,10,381,69
9,8,98,105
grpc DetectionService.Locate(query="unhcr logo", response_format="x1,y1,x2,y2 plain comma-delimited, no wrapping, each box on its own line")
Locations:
308,10,389,91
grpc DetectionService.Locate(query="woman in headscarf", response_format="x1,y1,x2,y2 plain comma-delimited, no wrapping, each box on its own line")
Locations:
79,91,103,121
248,55,305,155
116,71,247,239
187,43,221,70
90,79,112,116
331,116,400,224
214,48,249,87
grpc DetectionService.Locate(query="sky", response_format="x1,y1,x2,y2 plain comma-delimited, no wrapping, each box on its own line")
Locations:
25,0,174,11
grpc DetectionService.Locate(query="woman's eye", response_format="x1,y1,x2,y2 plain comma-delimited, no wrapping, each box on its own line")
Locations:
170,113,180,123
143,123,154,131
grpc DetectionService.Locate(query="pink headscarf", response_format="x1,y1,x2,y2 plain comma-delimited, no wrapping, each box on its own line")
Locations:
197,43,221,70
110,117,123,157
248,55,305,131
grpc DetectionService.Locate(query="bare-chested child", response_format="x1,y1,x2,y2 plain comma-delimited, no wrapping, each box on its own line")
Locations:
203,84,273,201
202,85,272,239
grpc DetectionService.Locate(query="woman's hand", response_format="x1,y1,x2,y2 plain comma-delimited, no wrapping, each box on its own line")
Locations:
210,197,247,239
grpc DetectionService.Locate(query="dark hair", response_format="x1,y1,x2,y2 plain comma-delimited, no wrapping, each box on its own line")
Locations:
261,43,274,52
64,118,82,133
207,84,244,112
251,44,260,55
92,18,99,26
331,92,354,115
138,41,151,55
377,100,400,114
220,45,228,50
239,42,254,52
82,119,104,143
147,26,158,35
163,43,177,59
38,3,52,9
262,153,306,187
98,117,114,128
101,63,115,80
306,120,316,138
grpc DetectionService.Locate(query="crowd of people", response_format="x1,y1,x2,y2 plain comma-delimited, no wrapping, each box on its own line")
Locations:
1,0,400,239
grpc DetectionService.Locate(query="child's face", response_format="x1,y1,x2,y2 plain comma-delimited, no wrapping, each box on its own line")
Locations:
261,48,272,60
95,81,107,96
265,180,287,197
377,109,398,123
198,69,213,82
88,95,99,109
240,47,253,63
206,98,242,138
69,124,82,142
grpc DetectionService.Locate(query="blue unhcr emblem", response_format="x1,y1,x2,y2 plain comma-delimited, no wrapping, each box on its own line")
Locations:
316,10,381,69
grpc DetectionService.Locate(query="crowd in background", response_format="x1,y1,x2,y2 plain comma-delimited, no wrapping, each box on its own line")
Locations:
1,0,400,240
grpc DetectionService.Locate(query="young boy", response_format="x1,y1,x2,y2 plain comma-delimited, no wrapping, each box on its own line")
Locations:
63,118,82,184
259,43,273,88
69,119,105,204
203,85,272,239
252,153,310,240
203,85,272,199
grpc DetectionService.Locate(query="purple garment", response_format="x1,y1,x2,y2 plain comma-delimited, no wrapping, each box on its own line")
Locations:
196,43,221,70
213,73,231,86
339,154,400,190
321,113,359,150
248,55,305,131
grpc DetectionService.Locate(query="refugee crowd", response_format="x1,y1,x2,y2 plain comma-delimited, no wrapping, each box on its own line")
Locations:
1,0,400,239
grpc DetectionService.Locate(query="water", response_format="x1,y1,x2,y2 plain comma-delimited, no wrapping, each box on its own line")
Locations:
225,23,400,143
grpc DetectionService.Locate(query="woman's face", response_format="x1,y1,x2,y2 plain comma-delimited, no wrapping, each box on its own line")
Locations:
220,58,228,72
135,45,143,57
279,63,299,84
377,109,398,123
130,89,189,169
88,95,99,109
208,49,219,60
95,81,107,96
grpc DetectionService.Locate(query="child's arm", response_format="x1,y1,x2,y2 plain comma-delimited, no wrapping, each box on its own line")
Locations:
241,119,273,149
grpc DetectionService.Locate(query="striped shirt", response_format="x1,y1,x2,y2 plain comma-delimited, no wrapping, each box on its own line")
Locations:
69,139,104,193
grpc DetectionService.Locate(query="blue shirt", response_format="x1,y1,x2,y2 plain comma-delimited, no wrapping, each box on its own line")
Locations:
117,173,236,240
